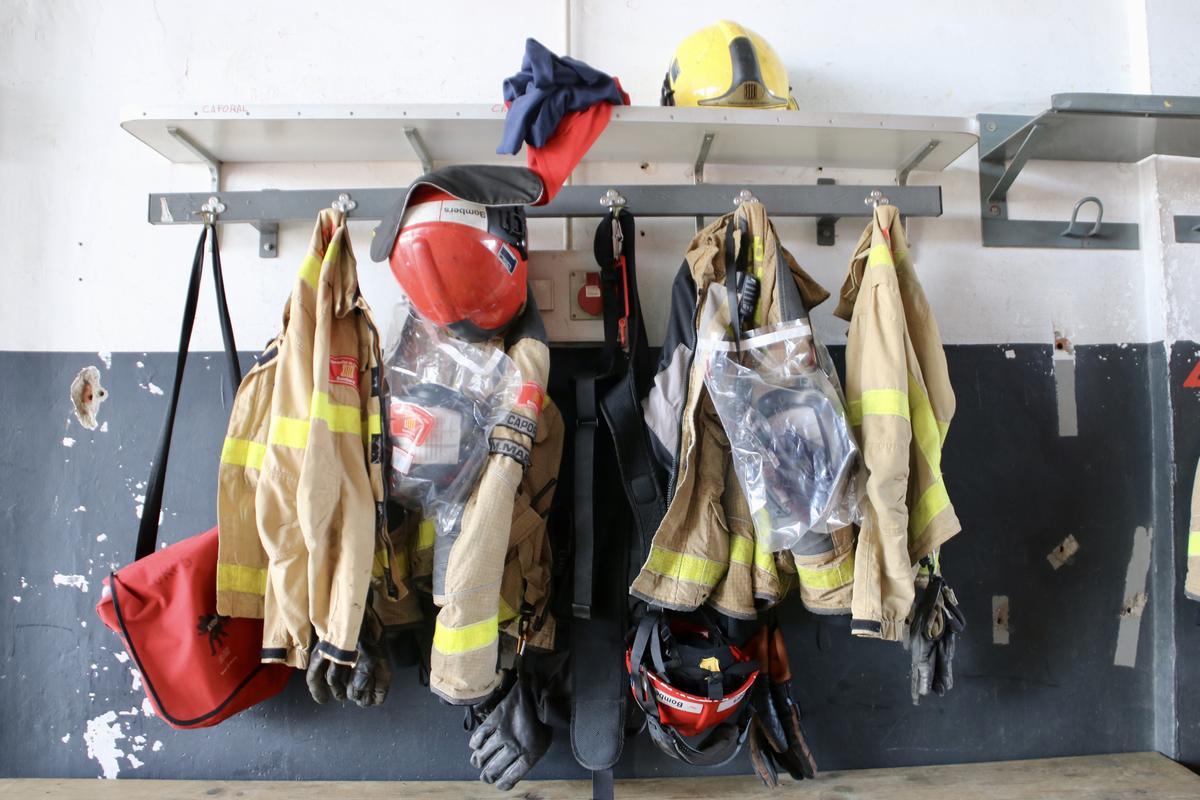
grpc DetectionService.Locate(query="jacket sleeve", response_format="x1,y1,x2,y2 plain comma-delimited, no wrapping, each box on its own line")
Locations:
429,333,549,704
1187,458,1200,602
298,219,376,665
846,229,916,641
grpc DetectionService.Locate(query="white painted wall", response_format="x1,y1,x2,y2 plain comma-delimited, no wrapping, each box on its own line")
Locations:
2,0,1198,351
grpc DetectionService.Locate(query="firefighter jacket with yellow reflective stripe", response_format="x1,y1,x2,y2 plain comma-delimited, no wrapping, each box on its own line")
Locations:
428,299,560,704
833,204,961,641
216,209,400,668
634,200,857,619
1186,459,1200,602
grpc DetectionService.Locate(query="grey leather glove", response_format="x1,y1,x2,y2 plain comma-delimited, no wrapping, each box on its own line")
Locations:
909,572,965,705
306,612,391,708
468,674,551,791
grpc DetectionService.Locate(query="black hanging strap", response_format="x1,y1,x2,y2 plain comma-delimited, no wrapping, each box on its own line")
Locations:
134,224,241,562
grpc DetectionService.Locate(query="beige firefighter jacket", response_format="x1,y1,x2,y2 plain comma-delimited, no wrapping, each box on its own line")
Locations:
833,204,960,641
216,210,407,668
428,325,560,704
633,200,857,619
1187,459,1200,602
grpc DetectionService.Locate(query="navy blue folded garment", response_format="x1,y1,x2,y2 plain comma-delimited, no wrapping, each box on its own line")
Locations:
498,38,627,155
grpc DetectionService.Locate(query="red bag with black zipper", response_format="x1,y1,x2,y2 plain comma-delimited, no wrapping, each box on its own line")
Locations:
95,224,291,728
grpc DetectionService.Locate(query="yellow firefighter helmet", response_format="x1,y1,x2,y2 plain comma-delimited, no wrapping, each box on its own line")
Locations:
661,21,797,109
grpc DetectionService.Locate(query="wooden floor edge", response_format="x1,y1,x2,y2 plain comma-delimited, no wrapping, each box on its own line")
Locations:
0,751,1197,800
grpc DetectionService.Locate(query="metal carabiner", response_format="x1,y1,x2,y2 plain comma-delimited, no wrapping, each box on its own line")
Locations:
1062,196,1104,239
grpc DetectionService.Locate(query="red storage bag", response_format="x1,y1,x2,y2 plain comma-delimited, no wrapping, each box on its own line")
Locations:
95,224,291,728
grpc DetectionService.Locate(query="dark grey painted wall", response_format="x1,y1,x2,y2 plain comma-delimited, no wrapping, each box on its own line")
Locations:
0,343,1175,780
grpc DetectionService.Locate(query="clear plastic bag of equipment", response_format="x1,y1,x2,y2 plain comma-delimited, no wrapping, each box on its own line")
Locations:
382,302,522,537
699,285,861,556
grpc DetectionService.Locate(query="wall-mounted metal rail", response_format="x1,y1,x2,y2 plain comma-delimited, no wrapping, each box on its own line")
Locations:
149,183,943,257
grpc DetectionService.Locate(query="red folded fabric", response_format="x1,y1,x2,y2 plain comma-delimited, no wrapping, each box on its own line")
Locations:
524,79,629,205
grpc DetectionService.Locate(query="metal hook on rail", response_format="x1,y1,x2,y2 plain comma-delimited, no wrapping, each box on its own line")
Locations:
199,196,226,225
865,190,890,209
734,189,757,207
1061,196,1104,239
600,189,627,212
331,193,357,215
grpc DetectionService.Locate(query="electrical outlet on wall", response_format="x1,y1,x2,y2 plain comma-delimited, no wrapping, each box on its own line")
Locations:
526,250,605,344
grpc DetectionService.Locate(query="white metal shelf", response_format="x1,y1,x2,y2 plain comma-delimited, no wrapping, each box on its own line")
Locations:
120,104,978,173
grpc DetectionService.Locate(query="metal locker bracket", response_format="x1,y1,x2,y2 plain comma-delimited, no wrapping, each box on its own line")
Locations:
816,177,838,246
977,112,1138,250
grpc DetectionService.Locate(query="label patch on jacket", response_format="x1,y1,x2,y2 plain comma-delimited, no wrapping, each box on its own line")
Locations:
329,356,360,388
497,243,519,275
515,382,545,414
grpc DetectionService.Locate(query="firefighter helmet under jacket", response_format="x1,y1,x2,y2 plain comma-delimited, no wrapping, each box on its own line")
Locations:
371,165,545,342
627,611,759,766
661,20,796,109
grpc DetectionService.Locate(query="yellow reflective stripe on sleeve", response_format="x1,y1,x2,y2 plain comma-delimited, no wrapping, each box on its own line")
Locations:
297,253,321,289
866,243,893,268
907,375,943,478
735,519,781,578
848,388,910,425
221,437,266,470
754,541,778,577
644,545,726,588
268,415,310,449
368,412,382,436
796,553,855,590
728,534,753,567
216,563,267,596
433,615,499,655
498,596,518,624
417,519,436,551
1189,531,1200,557
937,419,951,445
310,391,363,435
909,478,951,540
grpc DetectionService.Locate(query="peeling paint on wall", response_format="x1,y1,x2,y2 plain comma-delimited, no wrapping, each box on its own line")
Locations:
51,573,89,592
1047,534,1081,569
1114,526,1153,668
993,596,1010,645
1053,331,1078,438
69,366,107,430
83,711,125,779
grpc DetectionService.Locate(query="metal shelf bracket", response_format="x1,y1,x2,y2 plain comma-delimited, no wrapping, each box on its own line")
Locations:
403,127,434,174
816,178,838,246
167,127,221,192
896,139,940,187
977,113,1138,250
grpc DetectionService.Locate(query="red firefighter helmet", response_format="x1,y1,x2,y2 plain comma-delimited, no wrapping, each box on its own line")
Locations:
627,610,759,766
371,165,544,342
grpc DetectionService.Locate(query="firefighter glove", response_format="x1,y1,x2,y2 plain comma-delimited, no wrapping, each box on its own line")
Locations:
468,674,551,791
306,611,392,708
909,574,965,705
